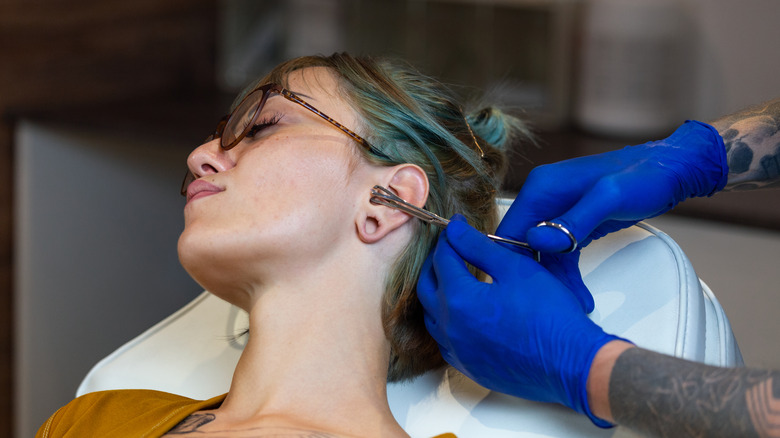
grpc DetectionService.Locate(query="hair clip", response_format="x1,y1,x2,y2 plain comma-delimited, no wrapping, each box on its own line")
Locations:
463,115,485,159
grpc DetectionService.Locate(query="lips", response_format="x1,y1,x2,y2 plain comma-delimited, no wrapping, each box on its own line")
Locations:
186,179,224,203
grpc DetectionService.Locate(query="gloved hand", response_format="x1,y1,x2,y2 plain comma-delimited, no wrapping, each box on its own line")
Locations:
498,120,728,254
417,216,625,427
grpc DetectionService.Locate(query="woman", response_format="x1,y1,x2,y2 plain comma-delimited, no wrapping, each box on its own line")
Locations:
37,53,529,437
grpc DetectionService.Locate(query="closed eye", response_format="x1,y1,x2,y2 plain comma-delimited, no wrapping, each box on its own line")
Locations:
246,113,282,138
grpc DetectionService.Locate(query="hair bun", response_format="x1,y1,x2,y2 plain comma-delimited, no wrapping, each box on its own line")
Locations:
466,106,533,151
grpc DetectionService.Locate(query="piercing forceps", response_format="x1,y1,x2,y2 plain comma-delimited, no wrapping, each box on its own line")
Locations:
370,185,541,262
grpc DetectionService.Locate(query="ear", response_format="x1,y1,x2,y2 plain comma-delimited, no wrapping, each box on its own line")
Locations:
357,164,429,244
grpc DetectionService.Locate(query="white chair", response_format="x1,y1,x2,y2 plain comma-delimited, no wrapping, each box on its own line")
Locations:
77,199,743,437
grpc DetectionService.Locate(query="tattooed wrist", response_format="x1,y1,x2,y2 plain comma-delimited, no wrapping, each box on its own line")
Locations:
710,98,780,191
608,348,780,437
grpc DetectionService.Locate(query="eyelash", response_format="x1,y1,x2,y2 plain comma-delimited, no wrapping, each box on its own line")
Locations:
246,113,282,138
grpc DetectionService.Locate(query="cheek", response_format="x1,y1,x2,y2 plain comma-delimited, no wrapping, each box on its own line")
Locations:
240,150,357,234
242,153,345,214
180,144,360,266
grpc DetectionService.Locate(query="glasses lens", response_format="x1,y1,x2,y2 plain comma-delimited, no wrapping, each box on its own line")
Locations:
222,89,266,149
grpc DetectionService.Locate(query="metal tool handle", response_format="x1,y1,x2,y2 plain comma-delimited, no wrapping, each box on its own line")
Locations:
370,185,541,262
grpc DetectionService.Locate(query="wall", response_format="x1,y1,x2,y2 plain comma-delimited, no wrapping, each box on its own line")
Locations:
14,121,203,438
0,2,216,435
685,0,780,120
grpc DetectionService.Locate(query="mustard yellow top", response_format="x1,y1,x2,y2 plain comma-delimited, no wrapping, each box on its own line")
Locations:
37,389,457,438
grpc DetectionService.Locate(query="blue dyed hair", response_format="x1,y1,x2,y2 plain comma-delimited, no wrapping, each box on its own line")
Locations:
256,53,531,382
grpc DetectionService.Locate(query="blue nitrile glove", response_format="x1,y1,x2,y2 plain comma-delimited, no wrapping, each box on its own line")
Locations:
529,247,592,313
498,120,728,254
417,217,625,427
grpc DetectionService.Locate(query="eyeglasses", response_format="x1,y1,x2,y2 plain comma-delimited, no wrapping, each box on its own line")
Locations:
181,83,386,196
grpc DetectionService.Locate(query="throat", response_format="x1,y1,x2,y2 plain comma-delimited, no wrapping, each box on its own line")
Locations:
207,290,401,436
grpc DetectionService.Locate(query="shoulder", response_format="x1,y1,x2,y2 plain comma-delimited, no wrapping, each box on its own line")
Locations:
36,389,226,438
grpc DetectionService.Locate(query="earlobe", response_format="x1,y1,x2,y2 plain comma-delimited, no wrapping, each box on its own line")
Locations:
359,216,380,242
357,164,429,244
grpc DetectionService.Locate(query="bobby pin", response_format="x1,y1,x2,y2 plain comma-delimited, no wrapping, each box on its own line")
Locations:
370,185,540,262
463,114,485,158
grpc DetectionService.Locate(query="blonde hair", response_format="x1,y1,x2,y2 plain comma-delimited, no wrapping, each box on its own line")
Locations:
253,53,531,382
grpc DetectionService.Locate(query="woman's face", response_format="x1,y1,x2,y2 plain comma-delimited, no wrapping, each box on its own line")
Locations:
178,67,374,295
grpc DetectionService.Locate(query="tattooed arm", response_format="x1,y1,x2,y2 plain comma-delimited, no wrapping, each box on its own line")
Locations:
580,104,780,437
709,98,780,191
587,341,780,437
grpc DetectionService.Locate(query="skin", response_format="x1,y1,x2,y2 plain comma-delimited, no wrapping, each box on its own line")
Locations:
173,67,428,437
586,98,780,437
713,98,780,191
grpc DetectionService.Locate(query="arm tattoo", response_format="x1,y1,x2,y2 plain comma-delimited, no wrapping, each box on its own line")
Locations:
710,98,780,191
609,348,780,437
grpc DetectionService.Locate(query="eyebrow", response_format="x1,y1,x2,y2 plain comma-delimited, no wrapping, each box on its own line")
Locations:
286,89,313,100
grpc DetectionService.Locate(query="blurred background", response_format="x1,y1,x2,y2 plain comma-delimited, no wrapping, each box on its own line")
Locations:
1,0,779,436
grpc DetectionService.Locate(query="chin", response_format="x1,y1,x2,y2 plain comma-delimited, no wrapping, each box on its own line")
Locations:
177,227,198,270
177,229,220,287
177,230,255,309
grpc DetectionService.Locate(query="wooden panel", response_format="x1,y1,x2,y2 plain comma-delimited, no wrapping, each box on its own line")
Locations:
0,0,216,111
0,1,217,435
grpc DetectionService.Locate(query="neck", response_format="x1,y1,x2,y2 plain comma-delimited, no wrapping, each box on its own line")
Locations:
214,259,406,436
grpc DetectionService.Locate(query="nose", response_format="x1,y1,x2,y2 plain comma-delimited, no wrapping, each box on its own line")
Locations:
186,138,236,180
